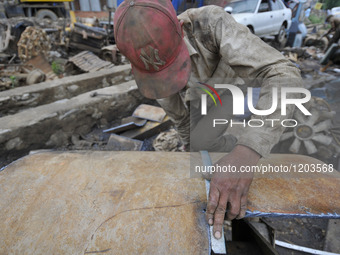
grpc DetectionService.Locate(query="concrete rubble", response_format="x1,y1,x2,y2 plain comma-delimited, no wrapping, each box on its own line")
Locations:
0,79,145,153
0,65,132,116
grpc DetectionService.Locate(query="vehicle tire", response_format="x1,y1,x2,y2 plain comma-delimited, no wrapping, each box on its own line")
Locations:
275,25,287,49
35,9,58,21
247,26,254,34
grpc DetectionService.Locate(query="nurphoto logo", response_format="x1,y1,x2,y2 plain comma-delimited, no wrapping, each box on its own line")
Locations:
199,83,312,128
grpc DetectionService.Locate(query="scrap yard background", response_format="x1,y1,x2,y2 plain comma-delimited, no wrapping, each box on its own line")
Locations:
0,0,340,254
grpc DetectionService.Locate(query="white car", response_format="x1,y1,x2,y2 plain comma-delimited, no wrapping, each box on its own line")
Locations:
225,0,292,46
331,6,340,18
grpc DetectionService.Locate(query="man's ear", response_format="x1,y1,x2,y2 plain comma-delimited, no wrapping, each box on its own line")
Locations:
179,20,184,38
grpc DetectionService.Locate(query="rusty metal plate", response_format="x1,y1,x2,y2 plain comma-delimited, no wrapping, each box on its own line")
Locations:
0,151,208,254
132,104,167,122
0,152,339,254
206,153,340,218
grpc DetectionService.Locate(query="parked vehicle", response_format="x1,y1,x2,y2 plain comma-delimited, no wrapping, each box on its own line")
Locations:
0,0,72,20
224,0,292,47
286,0,307,48
171,0,204,14
331,6,340,18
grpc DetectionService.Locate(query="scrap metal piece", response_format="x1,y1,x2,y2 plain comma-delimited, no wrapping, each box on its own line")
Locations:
66,51,114,73
68,22,108,54
120,116,172,140
26,54,57,80
0,21,12,53
132,104,167,122
275,240,339,255
280,98,335,155
103,116,147,134
17,26,50,62
100,45,122,65
90,92,113,97
106,134,143,151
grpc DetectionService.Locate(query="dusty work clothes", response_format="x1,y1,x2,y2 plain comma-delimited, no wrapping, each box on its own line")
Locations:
157,6,302,157
325,17,340,52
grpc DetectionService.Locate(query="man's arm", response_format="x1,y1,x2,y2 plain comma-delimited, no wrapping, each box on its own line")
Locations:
211,7,302,157
205,6,303,238
206,145,260,239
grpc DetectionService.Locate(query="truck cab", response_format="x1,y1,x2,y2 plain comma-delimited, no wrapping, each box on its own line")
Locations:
1,0,73,20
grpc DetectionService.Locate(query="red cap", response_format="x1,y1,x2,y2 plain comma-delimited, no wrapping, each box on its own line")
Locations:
114,0,191,99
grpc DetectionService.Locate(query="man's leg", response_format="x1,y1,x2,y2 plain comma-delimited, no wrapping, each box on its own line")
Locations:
190,93,237,152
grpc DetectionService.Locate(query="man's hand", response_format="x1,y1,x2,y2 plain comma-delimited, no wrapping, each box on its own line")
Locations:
206,145,260,239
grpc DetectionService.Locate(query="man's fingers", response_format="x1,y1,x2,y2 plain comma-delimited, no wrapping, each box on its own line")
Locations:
206,185,219,225
213,193,228,239
226,192,241,220
236,193,248,219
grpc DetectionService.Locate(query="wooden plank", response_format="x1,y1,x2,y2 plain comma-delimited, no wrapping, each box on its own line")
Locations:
324,219,340,253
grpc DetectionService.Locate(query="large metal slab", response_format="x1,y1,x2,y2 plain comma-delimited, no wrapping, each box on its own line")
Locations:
0,152,339,254
207,153,340,218
0,151,208,254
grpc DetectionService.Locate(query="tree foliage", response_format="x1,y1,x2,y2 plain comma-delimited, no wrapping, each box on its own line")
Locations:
320,0,340,10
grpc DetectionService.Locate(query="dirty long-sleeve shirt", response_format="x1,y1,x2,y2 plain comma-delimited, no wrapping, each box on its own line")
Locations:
160,6,302,157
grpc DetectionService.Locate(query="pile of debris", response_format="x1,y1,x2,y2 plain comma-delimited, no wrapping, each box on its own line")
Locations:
71,104,184,152
0,16,125,90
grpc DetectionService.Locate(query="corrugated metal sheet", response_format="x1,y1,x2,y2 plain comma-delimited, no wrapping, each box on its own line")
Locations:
68,51,114,72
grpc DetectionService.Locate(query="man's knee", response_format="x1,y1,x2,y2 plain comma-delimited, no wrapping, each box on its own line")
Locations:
191,133,237,152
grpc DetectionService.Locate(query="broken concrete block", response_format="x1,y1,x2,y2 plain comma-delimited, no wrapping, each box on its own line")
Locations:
71,135,92,148
26,54,57,80
67,84,79,93
153,129,183,152
5,137,23,150
106,134,143,151
26,69,46,85
46,130,69,147
132,104,166,122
